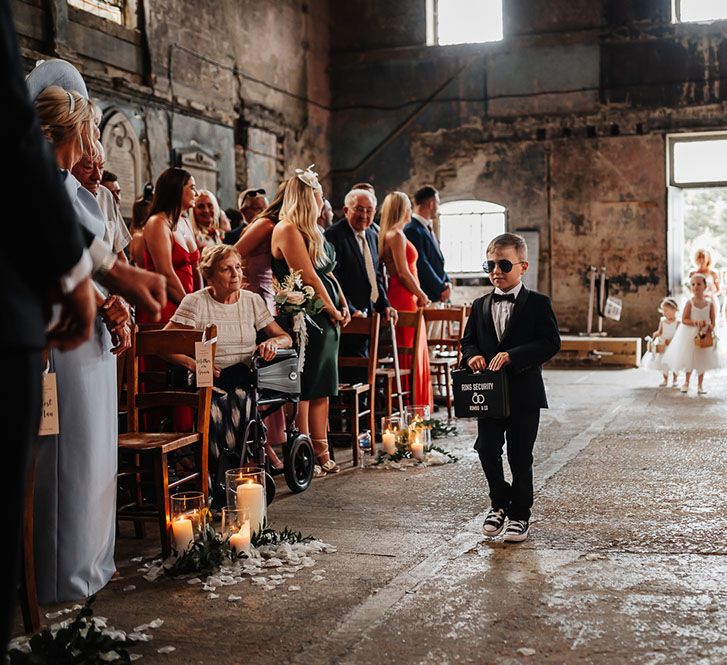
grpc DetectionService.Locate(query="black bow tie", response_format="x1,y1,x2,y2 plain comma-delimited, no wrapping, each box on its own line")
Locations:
492,292,516,304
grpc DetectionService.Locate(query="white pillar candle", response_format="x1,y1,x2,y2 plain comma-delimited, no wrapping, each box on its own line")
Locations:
236,480,266,533
229,521,251,555
410,441,424,461
171,517,194,553
382,430,396,455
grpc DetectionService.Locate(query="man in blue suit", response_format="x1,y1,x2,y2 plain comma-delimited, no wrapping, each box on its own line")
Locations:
404,185,452,303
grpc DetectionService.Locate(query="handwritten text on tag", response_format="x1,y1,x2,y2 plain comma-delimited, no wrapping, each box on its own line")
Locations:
195,341,214,387
38,373,60,436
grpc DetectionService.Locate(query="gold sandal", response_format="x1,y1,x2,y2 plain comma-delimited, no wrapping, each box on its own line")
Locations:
312,439,339,474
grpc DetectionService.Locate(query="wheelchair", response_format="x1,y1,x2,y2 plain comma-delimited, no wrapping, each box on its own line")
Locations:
234,348,315,506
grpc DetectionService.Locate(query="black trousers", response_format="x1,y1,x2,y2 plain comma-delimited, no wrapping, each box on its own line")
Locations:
1,350,42,657
476,410,540,521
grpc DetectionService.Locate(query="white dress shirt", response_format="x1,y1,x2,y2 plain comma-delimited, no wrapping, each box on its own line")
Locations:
492,281,523,341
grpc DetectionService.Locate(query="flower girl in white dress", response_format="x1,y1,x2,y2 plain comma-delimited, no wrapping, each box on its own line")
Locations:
663,274,723,394
643,297,680,387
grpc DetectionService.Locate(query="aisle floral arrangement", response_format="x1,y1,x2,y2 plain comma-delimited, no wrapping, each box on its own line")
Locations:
370,417,459,470
7,598,172,664
141,521,336,596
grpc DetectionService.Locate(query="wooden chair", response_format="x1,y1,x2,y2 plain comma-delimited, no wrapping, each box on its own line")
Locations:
376,309,426,423
375,315,410,423
117,324,216,558
329,314,380,464
424,306,466,419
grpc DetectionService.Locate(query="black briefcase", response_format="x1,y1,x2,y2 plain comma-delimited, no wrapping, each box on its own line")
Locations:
452,369,510,419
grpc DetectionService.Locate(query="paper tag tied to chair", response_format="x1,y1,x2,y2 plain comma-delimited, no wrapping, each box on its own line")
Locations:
38,372,59,436
195,340,214,387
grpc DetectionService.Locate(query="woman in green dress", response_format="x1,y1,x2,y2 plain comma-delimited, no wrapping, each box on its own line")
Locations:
271,167,350,476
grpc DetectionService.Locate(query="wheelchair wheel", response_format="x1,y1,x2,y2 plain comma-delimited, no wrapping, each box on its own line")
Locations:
284,433,314,493
265,471,276,506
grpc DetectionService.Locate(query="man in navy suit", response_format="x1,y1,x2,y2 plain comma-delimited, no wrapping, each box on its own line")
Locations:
325,188,396,377
405,185,452,304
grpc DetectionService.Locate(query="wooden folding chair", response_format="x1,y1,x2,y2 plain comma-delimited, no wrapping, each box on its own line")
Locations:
329,314,380,464
376,309,426,423
375,315,410,423
117,324,216,558
424,306,466,418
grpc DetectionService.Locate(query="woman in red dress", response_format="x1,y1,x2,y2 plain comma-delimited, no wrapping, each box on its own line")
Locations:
379,192,433,410
139,168,202,324
139,168,201,430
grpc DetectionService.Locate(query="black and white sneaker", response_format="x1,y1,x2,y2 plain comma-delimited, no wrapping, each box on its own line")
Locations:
503,519,529,543
483,508,507,536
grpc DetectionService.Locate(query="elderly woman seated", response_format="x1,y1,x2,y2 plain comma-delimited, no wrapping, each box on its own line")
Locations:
164,244,292,503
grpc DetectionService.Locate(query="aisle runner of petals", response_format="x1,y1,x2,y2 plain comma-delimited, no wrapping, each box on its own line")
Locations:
141,539,337,595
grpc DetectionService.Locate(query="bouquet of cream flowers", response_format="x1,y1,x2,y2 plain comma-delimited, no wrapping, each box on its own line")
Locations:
273,270,324,371
273,270,324,317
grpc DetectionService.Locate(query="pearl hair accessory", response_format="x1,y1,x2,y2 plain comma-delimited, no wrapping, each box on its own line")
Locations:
294,164,320,189
67,91,75,113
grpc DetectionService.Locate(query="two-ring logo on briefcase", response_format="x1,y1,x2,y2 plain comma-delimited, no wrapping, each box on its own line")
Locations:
472,393,486,405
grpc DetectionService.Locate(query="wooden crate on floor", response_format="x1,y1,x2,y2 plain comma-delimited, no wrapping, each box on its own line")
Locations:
550,335,642,368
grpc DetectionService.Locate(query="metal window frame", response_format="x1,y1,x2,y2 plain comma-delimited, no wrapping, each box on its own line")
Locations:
667,131,727,188
426,0,503,47
672,0,727,24
439,206,508,277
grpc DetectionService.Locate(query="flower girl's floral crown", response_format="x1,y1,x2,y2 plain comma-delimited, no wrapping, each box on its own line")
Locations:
295,164,320,189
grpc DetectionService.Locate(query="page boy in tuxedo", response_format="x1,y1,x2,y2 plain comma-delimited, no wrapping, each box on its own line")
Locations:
460,233,560,542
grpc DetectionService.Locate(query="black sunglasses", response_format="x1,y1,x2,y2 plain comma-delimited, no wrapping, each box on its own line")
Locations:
483,259,526,274
243,188,266,200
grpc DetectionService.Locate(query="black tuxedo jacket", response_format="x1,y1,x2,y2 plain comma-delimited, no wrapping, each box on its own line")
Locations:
460,286,560,413
404,215,450,302
324,219,389,314
2,1,87,350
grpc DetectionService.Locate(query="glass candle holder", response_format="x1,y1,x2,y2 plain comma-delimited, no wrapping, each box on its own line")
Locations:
225,467,267,534
404,406,431,460
381,416,406,455
221,506,251,555
170,491,206,554
404,404,431,424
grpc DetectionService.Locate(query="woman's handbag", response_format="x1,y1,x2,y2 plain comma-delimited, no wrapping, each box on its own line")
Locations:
694,331,715,348
452,368,509,419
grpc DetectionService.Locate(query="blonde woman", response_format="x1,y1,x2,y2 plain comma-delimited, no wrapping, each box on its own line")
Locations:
379,191,433,409
191,189,224,249
30,77,119,603
270,167,350,475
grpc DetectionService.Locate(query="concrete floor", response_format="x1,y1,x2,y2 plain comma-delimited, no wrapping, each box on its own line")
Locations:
20,368,727,664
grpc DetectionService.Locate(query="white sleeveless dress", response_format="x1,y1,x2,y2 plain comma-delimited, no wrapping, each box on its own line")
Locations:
662,299,723,373
643,317,679,371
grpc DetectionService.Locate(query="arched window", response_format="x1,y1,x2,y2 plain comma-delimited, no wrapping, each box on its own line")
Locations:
438,199,506,275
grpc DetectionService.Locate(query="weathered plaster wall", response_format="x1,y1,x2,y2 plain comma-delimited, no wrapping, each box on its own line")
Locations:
13,0,330,207
330,0,727,334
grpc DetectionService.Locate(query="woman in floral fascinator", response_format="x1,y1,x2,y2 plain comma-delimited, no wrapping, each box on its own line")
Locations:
271,166,351,476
